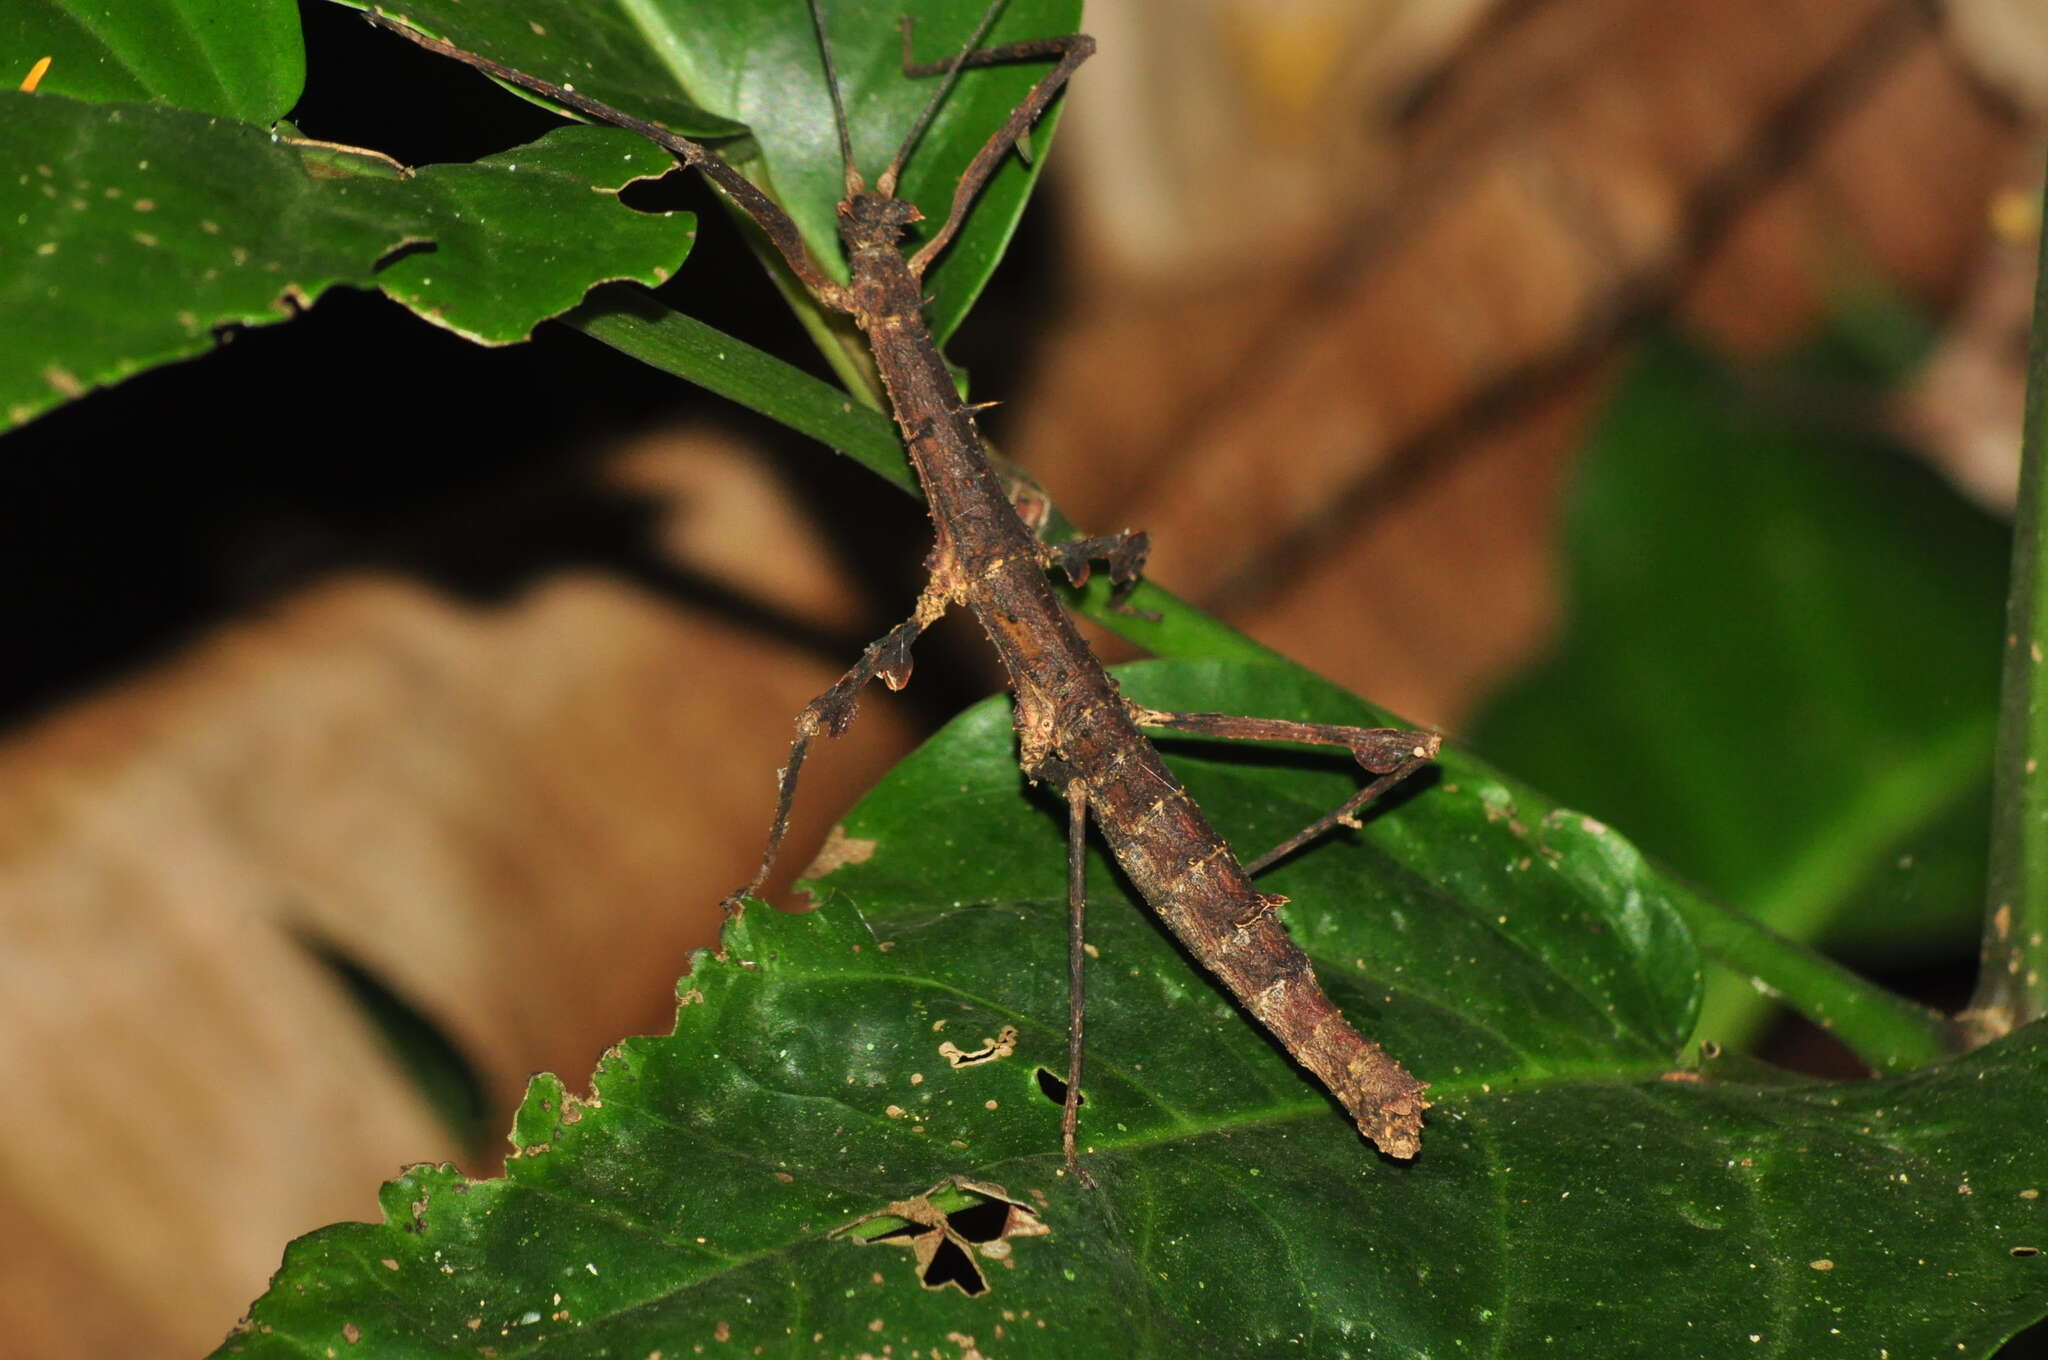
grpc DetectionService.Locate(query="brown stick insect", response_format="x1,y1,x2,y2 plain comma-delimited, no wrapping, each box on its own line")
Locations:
362,0,1440,1179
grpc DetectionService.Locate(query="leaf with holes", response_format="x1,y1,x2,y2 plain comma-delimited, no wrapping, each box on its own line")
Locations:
297,128,693,345
2,92,427,429
330,0,1082,342
1,92,691,427
216,661,2048,1358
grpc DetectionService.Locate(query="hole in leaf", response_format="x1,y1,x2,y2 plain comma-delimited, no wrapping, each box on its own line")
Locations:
833,1176,1049,1297
617,169,694,214
2013,1246,2041,1258
921,1235,988,1295
1034,1066,1085,1108
945,1195,1015,1244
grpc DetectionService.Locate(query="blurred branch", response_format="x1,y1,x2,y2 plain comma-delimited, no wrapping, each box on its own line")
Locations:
1205,0,1943,615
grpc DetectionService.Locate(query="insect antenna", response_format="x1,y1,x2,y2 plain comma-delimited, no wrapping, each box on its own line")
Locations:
877,0,1009,198
806,0,862,195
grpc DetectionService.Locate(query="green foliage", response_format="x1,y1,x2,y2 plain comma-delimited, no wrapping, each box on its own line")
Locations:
3,0,305,120
1981,193,2048,1028
5,0,2045,1354
216,664,2048,1357
3,0,1075,434
1,0,689,429
319,0,1077,341
1472,339,2007,1048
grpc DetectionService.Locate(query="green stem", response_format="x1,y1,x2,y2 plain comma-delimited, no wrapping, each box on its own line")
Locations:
557,282,1953,1066
1667,881,1951,1073
1971,162,2048,1040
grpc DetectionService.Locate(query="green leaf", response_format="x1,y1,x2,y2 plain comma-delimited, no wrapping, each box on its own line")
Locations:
1,0,303,121
566,288,919,494
308,129,694,346
219,663,2045,1356
830,660,1703,1066
335,0,1084,342
1,93,425,427
1470,337,2006,1048
1,94,692,426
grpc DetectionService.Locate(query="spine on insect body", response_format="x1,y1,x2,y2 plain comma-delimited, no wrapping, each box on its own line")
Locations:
854,237,1428,1159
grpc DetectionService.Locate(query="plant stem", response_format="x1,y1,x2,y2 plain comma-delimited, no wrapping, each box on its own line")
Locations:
558,283,1958,1067
1969,165,2048,1041
1665,881,1951,1072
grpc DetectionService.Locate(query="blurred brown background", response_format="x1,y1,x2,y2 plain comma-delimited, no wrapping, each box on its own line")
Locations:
3,0,2045,1353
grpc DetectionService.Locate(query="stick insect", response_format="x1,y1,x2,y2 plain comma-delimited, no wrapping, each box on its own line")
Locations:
363,0,1440,1178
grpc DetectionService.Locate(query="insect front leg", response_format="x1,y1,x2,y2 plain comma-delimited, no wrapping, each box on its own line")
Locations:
891,19,1095,273
724,583,953,911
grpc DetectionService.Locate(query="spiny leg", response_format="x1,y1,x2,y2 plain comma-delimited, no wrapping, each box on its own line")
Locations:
725,587,951,912
891,20,1095,272
1044,529,1151,612
1124,705,1442,876
1062,775,1097,1188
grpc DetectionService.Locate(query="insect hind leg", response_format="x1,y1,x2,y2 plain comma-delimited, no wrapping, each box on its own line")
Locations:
1122,704,1442,875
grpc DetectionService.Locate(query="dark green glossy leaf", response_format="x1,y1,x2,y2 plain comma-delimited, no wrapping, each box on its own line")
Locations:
335,0,1082,342
1,93,425,428
328,0,740,138
1,0,303,121
216,660,2047,1354
309,129,693,345
1,94,692,426
830,660,1703,1070
1471,338,2005,1046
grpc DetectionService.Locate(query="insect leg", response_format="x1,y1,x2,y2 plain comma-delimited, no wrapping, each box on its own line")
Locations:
1043,530,1151,612
1062,775,1097,1188
724,587,952,911
1123,705,1442,875
895,26,1095,274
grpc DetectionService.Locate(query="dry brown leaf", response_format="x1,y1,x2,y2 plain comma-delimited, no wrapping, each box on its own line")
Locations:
1021,0,2032,724
0,438,913,1355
